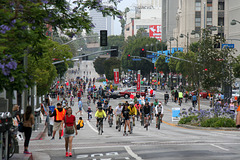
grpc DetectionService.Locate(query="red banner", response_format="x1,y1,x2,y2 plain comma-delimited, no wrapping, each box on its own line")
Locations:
137,70,141,92
114,69,119,84
149,25,162,41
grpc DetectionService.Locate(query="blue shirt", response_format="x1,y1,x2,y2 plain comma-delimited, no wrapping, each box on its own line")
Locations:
78,101,82,108
192,95,197,101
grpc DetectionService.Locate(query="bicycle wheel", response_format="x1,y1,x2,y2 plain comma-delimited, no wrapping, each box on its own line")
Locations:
8,136,16,158
118,118,121,132
130,122,133,134
157,117,161,130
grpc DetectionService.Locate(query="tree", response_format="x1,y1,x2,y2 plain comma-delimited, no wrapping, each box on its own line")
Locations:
119,7,130,36
27,40,72,96
0,0,122,92
122,33,166,77
104,57,121,80
93,57,106,76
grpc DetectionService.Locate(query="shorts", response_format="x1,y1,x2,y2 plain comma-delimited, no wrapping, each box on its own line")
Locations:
53,122,62,131
63,128,75,138
144,114,150,117
79,106,82,111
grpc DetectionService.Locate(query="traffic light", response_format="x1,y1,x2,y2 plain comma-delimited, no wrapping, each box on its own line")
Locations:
204,68,208,71
140,48,146,57
127,54,131,60
110,46,118,57
100,30,107,46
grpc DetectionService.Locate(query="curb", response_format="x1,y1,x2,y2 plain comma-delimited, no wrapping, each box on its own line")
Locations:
177,124,240,131
11,153,33,160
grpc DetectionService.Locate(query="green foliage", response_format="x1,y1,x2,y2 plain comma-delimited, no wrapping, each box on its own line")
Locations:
233,55,240,78
0,0,122,93
201,117,236,128
178,116,198,124
93,57,106,76
104,57,121,80
122,33,166,77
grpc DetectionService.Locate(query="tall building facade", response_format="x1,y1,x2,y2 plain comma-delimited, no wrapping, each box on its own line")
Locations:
124,0,162,40
173,0,229,52
228,0,240,57
89,10,114,36
162,0,179,43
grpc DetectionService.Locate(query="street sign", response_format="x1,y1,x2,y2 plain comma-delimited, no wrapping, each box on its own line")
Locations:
222,44,234,49
147,55,155,58
132,58,142,61
172,108,181,121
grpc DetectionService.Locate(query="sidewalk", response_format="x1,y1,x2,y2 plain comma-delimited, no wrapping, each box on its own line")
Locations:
11,98,60,160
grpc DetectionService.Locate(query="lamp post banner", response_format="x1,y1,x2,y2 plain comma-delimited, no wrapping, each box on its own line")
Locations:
137,70,141,91
113,69,119,84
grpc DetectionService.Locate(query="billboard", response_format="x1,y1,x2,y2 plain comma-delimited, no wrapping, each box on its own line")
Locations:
149,25,162,41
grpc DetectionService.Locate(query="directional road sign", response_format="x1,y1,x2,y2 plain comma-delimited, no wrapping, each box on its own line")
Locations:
132,58,142,61
222,44,234,49
147,55,155,58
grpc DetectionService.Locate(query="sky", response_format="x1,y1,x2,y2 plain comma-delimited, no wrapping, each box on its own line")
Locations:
113,0,137,35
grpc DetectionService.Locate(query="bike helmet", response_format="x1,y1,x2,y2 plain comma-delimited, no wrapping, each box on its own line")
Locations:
98,106,103,110
129,102,134,105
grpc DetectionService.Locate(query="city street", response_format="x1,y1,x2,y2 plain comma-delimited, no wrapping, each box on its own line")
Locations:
17,62,240,160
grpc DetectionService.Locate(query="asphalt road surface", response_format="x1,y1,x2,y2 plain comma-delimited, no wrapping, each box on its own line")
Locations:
23,64,240,160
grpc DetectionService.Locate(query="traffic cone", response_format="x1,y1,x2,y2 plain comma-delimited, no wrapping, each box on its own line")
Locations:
57,95,59,101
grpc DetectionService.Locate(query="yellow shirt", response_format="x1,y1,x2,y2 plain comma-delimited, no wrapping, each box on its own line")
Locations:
128,106,137,115
77,120,84,127
95,110,106,118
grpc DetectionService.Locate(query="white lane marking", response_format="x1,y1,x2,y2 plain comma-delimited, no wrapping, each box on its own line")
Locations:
210,144,229,151
124,146,143,160
86,119,98,133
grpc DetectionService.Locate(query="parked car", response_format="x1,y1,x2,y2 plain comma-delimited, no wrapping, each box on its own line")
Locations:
102,90,121,99
119,88,146,99
190,90,212,99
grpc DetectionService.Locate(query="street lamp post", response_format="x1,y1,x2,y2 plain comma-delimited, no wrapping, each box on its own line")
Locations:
231,19,240,25
179,33,189,53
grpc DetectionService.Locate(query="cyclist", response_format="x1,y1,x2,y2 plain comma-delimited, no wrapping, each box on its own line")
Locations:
134,101,141,120
115,103,123,129
107,106,114,122
128,102,137,126
61,98,68,108
178,90,183,105
164,91,169,104
95,106,106,130
143,102,151,128
93,91,97,104
153,99,159,107
192,94,197,108
121,104,131,134
96,99,103,110
155,102,164,128
103,101,109,120
86,107,92,121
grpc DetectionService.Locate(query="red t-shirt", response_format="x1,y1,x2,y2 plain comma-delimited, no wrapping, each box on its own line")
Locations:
63,115,75,127
78,91,81,98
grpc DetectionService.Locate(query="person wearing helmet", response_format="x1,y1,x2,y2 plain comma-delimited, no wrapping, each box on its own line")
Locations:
95,106,106,129
115,103,123,129
87,107,92,121
143,102,151,128
155,102,164,127
128,102,137,126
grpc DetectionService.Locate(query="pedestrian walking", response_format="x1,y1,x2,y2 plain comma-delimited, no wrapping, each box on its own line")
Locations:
62,107,78,157
23,106,34,154
76,98,83,115
50,103,66,140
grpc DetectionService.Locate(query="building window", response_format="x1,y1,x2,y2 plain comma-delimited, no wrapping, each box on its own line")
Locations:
218,2,224,10
207,18,212,25
218,17,224,26
126,27,130,31
195,18,201,27
136,25,149,29
196,2,201,11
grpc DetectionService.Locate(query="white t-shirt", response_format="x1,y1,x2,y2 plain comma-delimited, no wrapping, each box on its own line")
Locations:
155,105,163,114
115,106,123,115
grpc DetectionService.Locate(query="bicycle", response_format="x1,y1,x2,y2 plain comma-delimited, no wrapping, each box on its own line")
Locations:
179,98,182,106
97,118,104,135
117,115,122,132
87,98,90,106
88,112,92,121
2,127,18,159
144,114,150,131
108,114,113,127
164,98,168,105
140,113,144,126
156,113,162,130
129,115,134,134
